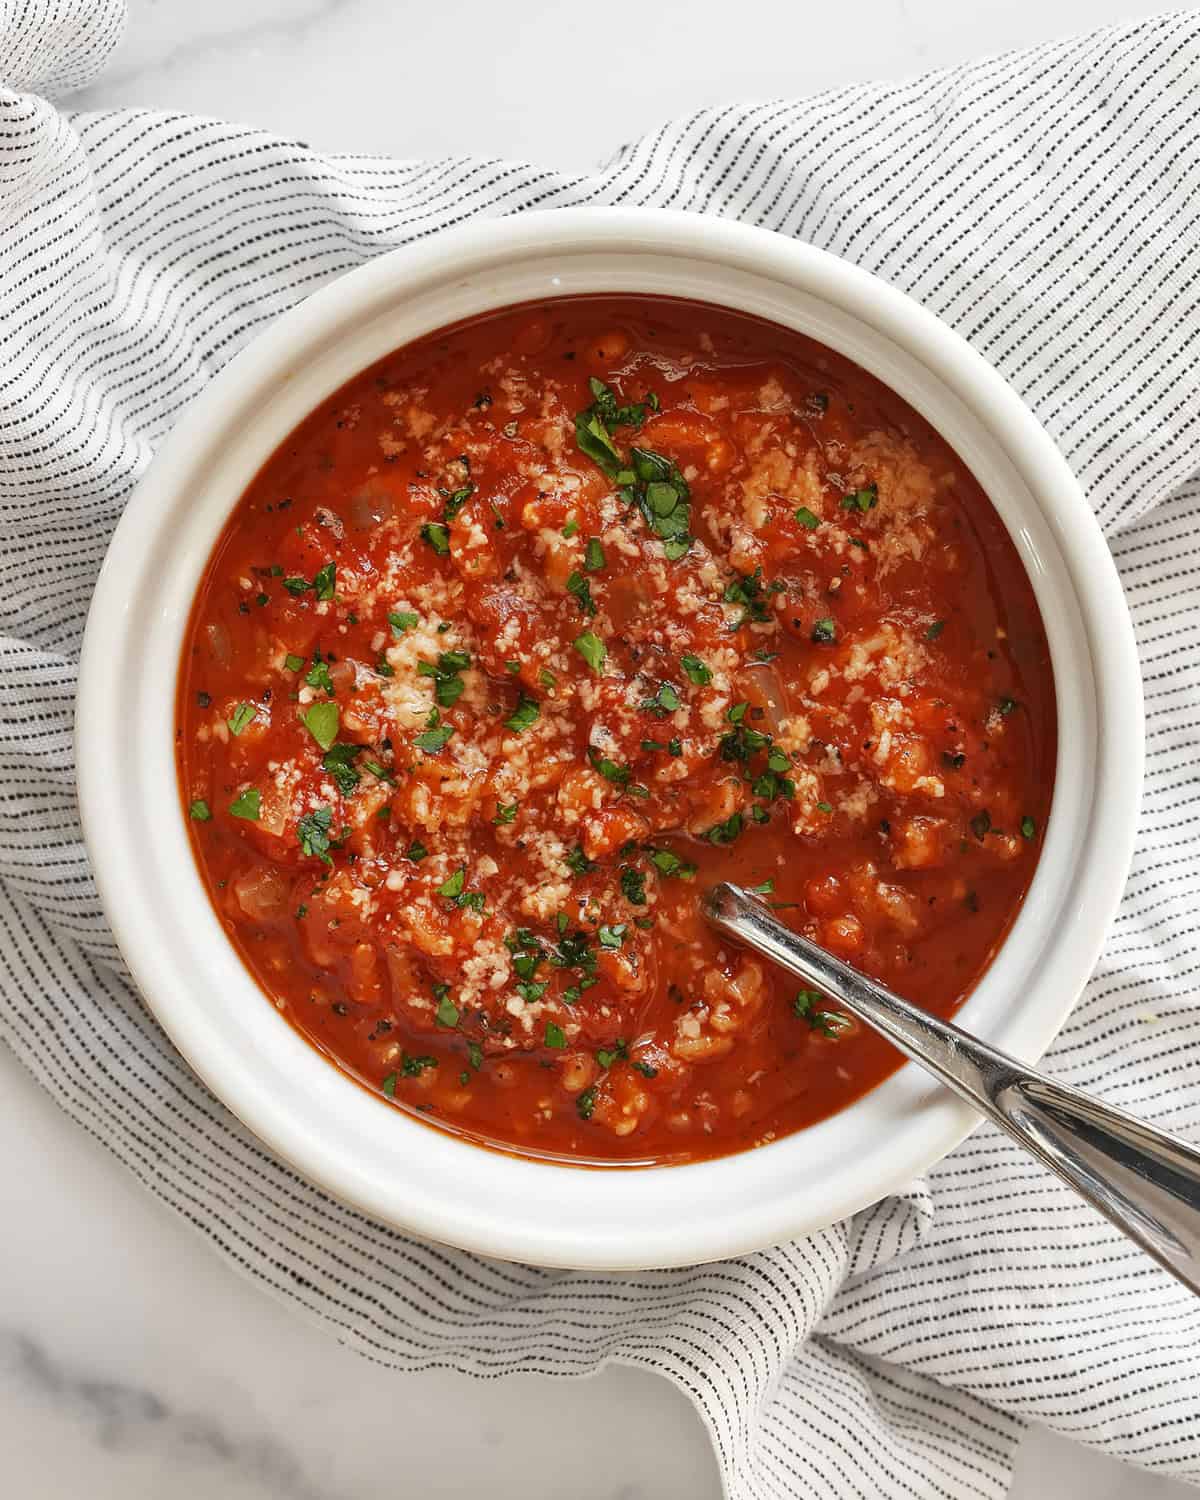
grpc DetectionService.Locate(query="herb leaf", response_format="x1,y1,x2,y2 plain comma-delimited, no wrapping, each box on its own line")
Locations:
302,701,339,750
841,484,878,514
421,522,451,555
297,805,334,863
322,742,363,795
504,696,540,734
574,631,607,674
566,570,597,617
680,654,712,686
414,723,455,753
227,702,256,736
229,788,261,821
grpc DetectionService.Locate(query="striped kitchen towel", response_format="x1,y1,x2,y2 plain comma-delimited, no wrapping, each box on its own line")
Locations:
3,3,1200,1495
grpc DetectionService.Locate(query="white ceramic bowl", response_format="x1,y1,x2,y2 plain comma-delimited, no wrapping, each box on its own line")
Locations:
76,208,1143,1269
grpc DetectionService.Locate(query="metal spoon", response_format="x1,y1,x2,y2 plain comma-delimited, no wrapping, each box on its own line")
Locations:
703,880,1200,1296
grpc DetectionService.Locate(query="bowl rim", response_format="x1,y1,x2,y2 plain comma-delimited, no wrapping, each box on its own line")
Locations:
75,207,1143,1268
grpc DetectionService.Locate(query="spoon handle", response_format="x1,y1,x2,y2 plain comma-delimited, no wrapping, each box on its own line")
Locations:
704,881,1200,1297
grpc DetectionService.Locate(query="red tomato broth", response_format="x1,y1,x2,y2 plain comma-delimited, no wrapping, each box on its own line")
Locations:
176,296,1055,1166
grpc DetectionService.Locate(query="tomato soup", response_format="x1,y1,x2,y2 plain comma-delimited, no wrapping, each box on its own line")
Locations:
177,296,1055,1164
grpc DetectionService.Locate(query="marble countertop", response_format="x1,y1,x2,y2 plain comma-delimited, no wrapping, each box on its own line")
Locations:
7,1,1195,1495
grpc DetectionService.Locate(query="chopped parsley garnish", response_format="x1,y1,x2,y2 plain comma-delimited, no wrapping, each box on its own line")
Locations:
313,562,337,600
437,868,484,912
281,576,310,596
811,617,837,644
297,805,334,863
633,1061,658,1079
283,654,304,673
816,800,833,813
322,742,363,795
573,377,651,476
584,537,606,571
925,619,945,641
414,723,455,753
571,380,692,558
565,845,596,877
576,1086,597,1121
628,447,692,557
753,768,796,801
719,722,770,763
574,631,607,673
750,878,775,894
439,482,474,521
544,1022,567,1050
793,991,851,1035
588,748,630,786
363,759,394,784
561,519,579,539
401,1053,438,1077
841,483,878,514
421,521,451,555
998,696,1018,716
598,924,628,949
566,570,597,617
648,848,697,879
1021,815,1037,840
389,610,419,636
418,648,471,707
538,668,557,690
706,811,744,845
188,799,212,822
596,1040,627,1069
507,931,544,981
304,653,334,694
227,702,255,736
407,841,429,862
468,1042,484,1070
516,980,548,1003
723,567,776,624
228,788,261,821
680,653,712,686
435,993,460,1028
493,802,519,825
794,506,821,530
382,1073,397,1097
302,701,339,750
619,866,646,905
504,696,540,734
640,682,681,718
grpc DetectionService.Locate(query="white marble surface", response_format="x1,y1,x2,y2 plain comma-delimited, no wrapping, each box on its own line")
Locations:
7,1,1197,1496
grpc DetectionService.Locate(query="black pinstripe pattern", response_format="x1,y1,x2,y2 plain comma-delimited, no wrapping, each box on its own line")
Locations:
4,5,1200,1496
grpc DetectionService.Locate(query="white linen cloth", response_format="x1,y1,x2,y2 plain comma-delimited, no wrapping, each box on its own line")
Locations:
3,4,1200,1494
